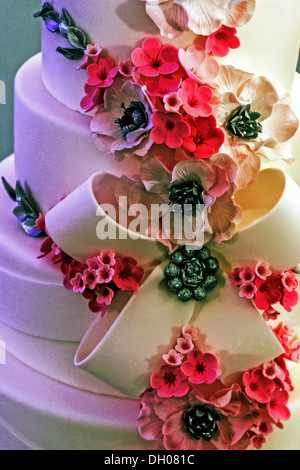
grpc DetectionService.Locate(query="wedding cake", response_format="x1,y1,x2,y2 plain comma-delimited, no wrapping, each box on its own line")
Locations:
1,0,300,450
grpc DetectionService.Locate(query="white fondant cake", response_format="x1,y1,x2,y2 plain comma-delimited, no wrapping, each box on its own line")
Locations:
1,0,300,451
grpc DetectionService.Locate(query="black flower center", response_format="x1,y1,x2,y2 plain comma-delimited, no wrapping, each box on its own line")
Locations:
184,405,220,442
225,104,263,140
169,180,204,213
115,101,149,138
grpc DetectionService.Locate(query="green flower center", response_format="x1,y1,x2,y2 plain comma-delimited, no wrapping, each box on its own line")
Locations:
169,180,204,213
184,406,220,442
225,104,263,140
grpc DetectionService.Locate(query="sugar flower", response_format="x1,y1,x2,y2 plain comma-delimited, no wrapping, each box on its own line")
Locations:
177,79,213,117
175,334,194,355
163,349,184,367
205,25,240,57
70,272,86,294
94,285,115,306
90,79,154,157
150,365,190,398
150,111,191,149
180,115,225,159
181,349,219,384
140,0,256,38
243,368,275,404
113,257,145,294
213,65,299,189
179,46,219,87
86,57,119,88
163,93,183,112
138,383,257,450
145,75,181,98
267,388,291,423
131,37,179,77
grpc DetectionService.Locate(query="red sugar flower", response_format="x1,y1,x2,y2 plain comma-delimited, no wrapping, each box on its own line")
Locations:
267,388,291,423
86,57,118,88
243,369,275,404
132,37,179,77
83,268,98,290
113,257,144,293
150,365,189,398
181,115,225,159
206,25,240,58
145,75,181,98
181,349,219,385
254,274,283,311
80,83,104,112
94,285,114,306
151,111,191,149
178,79,213,118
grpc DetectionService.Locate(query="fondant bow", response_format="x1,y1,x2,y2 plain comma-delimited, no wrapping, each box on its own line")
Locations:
45,168,300,398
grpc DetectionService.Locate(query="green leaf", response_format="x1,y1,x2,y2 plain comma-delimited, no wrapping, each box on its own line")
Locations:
67,26,87,50
1,177,16,201
13,206,27,222
33,2,53,18
59,8,73,38
56,46,84,61
15,181,28,204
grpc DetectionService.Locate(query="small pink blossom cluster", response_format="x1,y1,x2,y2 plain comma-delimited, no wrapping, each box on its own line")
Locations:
39,234,144,315
138,321,298,450
229,261,299,320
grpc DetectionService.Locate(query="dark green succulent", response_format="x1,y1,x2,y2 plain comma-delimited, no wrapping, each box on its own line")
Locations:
225,104,263,140
2,178,45,237
164,246,219,302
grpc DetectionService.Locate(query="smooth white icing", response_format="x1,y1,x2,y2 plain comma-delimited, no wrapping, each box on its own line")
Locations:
41,0,300,112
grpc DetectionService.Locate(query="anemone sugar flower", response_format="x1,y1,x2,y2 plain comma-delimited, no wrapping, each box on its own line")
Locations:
140,0,256,38
137,383,258,450
90,79,154,157
179,46,219,87
213,65,299,189
126,154,242,246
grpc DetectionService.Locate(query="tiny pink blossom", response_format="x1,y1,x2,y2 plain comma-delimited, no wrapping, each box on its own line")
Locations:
162,349,184,367
70,273,86,294
163,92,182,112
86,43,102,60
83,269,98,290
239,267,255,283
229,267,243,287
96,264,115,284
255,261,272,280
250,434,266,450
98,251,116,267
182,325,200,342
281,271,298,292
86,256,101,270
262,361,282,381
94,285,114,306
239,281,257,299
262,307,279,322
175,334,194,355
118,60,135,78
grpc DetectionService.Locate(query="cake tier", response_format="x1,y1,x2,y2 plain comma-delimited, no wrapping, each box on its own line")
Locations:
14,53,140,214
41,0,300,113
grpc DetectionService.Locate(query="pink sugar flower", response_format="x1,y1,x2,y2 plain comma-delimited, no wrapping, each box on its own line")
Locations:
145,75,181,98
80,83,104,112
96,264,115,284
83,268,98,290
262,307,279,322
162,349,184,367
267,388,291,423
182,325,200,342
250,434,266,450
94,285,114,306
175,334,194,355
178,79,213,118
163,92,182,112
150,365,189,398
262,361,284,381
239,281,257,300
281,270,298,292
243,369,275,404
70,273,86,294
131,37,179,78
86,57,119,88
150,111,191,149
179,46,219,86
77,43,103,70
98,251,116,267
206,26,240,57
255,261,272,280
181,349,219,385
239,267,255,283
86,256,101,270
229,267,243,287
